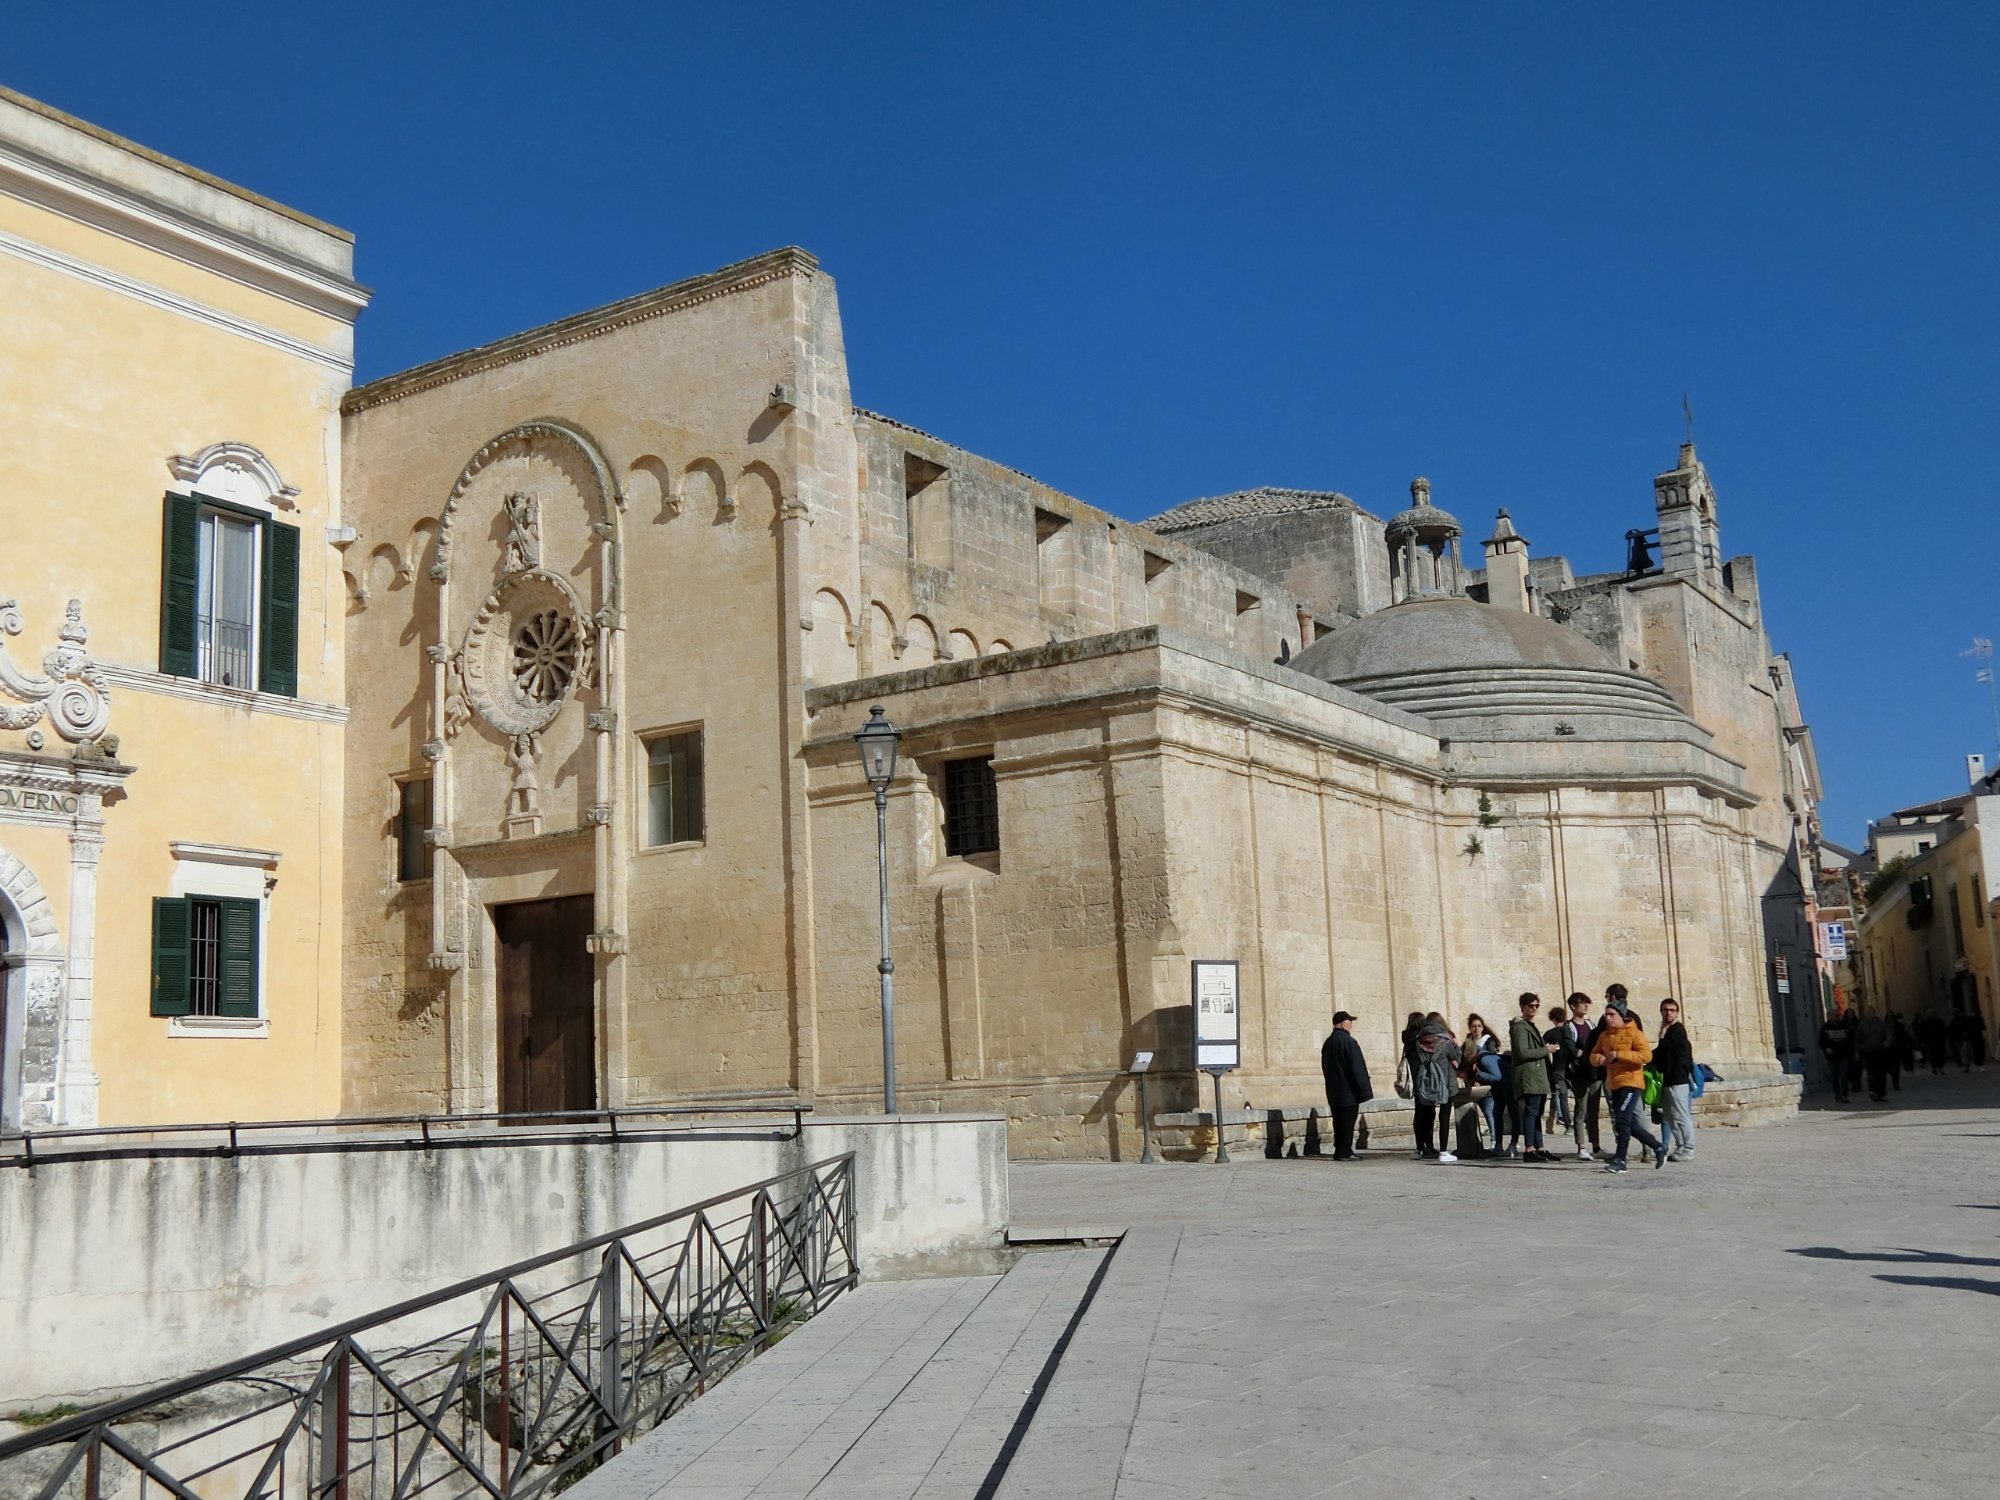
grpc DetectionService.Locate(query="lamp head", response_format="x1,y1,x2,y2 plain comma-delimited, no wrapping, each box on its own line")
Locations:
854,704,900,789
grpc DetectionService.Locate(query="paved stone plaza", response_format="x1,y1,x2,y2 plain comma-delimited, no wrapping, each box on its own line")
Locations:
578,1071,2000,1499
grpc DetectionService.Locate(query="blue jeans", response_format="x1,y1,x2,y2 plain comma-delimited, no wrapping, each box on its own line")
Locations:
1610,1087,1663,1163
1548,1078,1572,1129
1515,1094,1546,1149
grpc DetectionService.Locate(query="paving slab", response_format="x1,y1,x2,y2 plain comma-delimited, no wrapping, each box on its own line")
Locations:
1001,1067,2000,1497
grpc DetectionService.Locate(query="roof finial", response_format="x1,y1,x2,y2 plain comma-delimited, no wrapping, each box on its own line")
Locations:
1411,476,1431,505
1681,394,1697,467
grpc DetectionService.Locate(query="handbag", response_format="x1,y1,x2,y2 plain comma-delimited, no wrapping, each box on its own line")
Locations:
1640,1065,1664,1110
1394,1057,1413,1100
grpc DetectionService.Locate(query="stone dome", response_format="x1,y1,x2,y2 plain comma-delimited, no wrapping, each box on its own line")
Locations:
1291,596,1693,734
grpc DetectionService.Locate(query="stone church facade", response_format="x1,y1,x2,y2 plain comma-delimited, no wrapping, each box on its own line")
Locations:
338,247,1812,1156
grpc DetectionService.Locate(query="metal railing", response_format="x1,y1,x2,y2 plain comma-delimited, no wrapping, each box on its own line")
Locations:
0,1104,812,1168
0,1153,858,1500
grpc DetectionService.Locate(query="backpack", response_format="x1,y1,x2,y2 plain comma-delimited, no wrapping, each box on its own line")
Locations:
1640,1065,1664,1109
1475,1047,1503,1086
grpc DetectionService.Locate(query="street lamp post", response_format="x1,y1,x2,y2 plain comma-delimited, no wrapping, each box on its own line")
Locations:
853,705,902,1113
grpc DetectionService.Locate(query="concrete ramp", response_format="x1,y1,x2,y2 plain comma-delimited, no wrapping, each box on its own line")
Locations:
573,1247,1108,1500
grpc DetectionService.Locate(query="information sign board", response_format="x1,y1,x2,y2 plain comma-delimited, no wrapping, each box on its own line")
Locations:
1820,922,1848,960
1191,960,1240,1072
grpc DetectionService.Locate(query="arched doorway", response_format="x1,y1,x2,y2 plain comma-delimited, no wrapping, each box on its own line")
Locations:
0,847,64,1130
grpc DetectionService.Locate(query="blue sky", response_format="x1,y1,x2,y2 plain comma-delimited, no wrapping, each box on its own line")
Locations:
11,3,1997,843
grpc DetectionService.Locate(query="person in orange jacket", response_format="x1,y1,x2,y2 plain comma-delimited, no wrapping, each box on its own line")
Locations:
1590,1001,1666,1173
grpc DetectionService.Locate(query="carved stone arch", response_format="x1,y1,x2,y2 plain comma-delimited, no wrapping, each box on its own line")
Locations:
0,843,64,1130
946,628,978,662
807,588,856,686
864,600,899,671
904,615,940,667
628,455,675,521
682,458,728,520
433,420,619,582
406,518,439,581
983,639,1015,656
737,461,789,520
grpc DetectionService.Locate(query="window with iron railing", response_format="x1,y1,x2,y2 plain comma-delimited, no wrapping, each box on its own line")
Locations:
942,755,999,857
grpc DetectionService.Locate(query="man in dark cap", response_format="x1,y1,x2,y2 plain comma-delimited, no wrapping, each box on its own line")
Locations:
1321,1010,1374,1161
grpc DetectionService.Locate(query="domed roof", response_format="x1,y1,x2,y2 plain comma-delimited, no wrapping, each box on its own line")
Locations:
1384,477,1460,539
1291,596,1694,734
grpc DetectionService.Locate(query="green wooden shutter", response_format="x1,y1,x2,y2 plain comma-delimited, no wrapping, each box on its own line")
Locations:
150,897,192,1017
159,494,201,678
216,897,261,1018
259,518,300,698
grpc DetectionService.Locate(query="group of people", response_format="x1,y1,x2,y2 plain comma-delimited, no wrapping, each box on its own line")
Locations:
1318,984,1704,1174
1815,993,1989,1103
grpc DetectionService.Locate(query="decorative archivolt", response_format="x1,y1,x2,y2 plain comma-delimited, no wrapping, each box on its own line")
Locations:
432,420,619,583
168,442,298,510
0,596,112,749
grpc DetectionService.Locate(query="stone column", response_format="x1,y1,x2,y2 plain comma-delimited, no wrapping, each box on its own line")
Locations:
55,815,102,1126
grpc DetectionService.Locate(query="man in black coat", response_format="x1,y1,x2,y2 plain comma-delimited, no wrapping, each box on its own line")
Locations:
1321,1010,1373,1161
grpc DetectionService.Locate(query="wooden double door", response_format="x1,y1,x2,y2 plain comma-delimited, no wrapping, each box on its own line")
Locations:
494,896,597,1116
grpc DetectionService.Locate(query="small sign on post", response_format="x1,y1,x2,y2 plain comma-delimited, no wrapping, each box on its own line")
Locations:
1774,954,1791,994
1129,1051,1157,1165
1191,960,1240,1162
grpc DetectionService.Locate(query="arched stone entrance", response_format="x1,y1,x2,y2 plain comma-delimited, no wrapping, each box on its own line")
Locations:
0,846,64,1130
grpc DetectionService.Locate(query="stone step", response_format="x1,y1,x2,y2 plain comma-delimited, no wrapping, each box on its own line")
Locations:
568,1246,1109,1500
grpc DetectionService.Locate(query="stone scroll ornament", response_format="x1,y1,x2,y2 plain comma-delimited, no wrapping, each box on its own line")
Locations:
0,597,112,748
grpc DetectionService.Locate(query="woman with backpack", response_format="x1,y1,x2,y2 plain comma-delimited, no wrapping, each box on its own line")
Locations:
1409,1012,1464,1162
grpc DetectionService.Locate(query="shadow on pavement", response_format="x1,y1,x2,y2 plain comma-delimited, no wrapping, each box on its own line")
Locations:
1790,1246,2000,1268
1875,1274,2000,1297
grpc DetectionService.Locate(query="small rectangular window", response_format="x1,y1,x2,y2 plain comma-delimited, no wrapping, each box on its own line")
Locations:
646,729,705,847
397,778,434,882
943,756,1000,857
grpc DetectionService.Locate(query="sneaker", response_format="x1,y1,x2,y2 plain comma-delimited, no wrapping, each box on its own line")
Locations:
1436,1151,1458,1164
1654,1145,1668,1169
1604,1160,1627,1173
1576,1147,1594,1161
1411,1148,1426,1161
1667,1152,1692,1162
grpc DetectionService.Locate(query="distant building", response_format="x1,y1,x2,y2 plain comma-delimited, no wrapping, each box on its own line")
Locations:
1856,765,2000,1032
0,89,367,1126
335,247,1813,1154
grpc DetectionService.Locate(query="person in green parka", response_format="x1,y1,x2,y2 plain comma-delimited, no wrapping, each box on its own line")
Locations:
1508,993,1557,1162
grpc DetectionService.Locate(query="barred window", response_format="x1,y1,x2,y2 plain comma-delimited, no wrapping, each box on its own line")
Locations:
942,756,999,857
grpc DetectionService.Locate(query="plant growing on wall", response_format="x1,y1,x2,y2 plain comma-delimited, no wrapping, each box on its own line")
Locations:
1463,833,1484,858
1477,792,1502,829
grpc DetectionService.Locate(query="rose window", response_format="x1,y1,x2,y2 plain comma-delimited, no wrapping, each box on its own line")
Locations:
511,610,578,705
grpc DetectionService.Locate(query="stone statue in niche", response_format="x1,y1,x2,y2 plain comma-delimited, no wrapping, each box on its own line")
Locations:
506,731,543,838
501,493,542,574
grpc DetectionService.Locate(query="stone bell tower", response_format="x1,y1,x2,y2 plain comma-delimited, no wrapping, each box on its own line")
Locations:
1653,441,1721,585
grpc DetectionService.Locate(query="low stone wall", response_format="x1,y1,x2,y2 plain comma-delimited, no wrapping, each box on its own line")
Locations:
0,1113,1007,1406
1153,1073,1800,1159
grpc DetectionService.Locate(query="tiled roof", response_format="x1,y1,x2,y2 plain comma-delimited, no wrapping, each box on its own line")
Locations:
1142,487,1358,534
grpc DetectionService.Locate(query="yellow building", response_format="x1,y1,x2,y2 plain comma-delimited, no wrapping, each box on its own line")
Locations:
0,88,366,1127
1857,780,2000,1033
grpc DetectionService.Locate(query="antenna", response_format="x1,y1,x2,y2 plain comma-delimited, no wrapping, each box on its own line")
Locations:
1682,393,1695,448
1964,637,1999,759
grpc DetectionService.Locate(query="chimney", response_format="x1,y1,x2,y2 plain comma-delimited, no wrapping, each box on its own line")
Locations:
1481,509,1532,613
1971,753,1989,790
